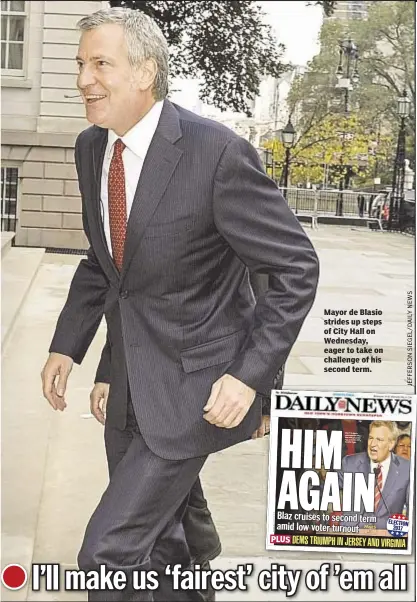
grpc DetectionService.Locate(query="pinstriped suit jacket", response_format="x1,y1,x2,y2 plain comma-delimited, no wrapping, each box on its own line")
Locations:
49,99,319,460
339,452,410,529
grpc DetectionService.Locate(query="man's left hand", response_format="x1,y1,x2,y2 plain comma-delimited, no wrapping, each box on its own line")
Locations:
203,374,256,428
90,382,109,425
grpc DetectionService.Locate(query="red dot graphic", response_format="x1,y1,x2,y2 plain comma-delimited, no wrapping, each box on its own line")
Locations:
1,564,27,590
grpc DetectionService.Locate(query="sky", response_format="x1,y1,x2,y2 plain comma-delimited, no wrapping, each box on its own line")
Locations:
258,1,323,66
170,1,323,112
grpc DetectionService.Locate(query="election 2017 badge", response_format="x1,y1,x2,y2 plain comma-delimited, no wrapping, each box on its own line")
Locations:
387,514,409,537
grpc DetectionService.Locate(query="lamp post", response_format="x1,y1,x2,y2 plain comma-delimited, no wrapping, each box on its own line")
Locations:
259,127,280,181
280,118,296,198
388,89,411,231
370,121,381,191
336,38,359,113
335,38,359,216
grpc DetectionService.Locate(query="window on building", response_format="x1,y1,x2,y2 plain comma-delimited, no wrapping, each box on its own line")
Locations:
1,166,19,232
1,1,26,74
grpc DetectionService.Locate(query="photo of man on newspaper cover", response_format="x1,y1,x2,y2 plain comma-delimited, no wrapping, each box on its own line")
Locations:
266,391,415,555
339,420,410,532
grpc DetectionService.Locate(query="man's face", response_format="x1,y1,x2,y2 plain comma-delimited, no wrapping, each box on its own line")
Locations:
76,23,151,135
396,436,411,460
367,426,395,463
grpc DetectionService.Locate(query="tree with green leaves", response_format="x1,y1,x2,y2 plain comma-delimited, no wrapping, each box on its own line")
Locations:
353,1,415,147
110,0,287,115
287,1,415,174
109,1,336,115
264,112,392,188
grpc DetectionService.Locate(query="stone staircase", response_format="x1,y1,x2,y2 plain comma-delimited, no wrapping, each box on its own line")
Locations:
1,233,45,353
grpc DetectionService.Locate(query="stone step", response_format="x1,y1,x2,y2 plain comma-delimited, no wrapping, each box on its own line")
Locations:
1,232,16,259
1,246,45,351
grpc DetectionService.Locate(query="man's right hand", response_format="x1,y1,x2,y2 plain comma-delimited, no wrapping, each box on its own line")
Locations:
41,352,73,411
90,382,109,425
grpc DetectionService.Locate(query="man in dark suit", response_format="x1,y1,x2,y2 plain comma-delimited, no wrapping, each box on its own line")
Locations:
339,421,410,530
88,274,281,601
41,7,319,602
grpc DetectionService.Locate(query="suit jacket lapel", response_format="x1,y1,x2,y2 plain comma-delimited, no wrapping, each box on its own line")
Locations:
381,454,400,508
120,100,183,281
90,126,120,281
360,454,370,473
358,454,372,513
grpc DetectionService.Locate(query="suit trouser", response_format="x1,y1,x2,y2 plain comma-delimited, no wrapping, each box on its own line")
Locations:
182,478,222,566
77,399,208,602
102,400,221,600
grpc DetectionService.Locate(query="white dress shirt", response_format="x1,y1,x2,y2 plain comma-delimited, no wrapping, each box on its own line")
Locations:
370,454,391,490
100,100,164,256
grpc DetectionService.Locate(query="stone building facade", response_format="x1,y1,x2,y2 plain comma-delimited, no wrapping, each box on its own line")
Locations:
1,0,106,249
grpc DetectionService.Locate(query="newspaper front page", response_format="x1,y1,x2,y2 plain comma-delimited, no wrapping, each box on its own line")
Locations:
267,391,415,555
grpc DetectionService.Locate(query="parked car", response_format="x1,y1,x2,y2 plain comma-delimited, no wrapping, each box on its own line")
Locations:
370,192,389,218
401,190,415,234
371,190,415,233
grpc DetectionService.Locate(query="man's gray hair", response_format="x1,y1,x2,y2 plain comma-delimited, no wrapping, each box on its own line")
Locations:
77,7,169,100
369,420,399,442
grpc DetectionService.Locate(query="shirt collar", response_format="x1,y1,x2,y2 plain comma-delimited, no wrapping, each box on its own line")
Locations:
107,100,164,160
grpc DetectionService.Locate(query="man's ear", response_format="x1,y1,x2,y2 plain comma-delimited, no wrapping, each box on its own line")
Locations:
133,58,158,92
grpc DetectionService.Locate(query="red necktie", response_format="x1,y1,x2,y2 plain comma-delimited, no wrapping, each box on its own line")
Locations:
108,138,126,271
374,464,383,511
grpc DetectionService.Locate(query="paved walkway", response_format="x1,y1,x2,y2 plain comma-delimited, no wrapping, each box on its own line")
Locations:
1,226,415,601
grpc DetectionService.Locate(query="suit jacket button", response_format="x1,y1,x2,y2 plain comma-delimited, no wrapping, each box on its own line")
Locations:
120,290,129,299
